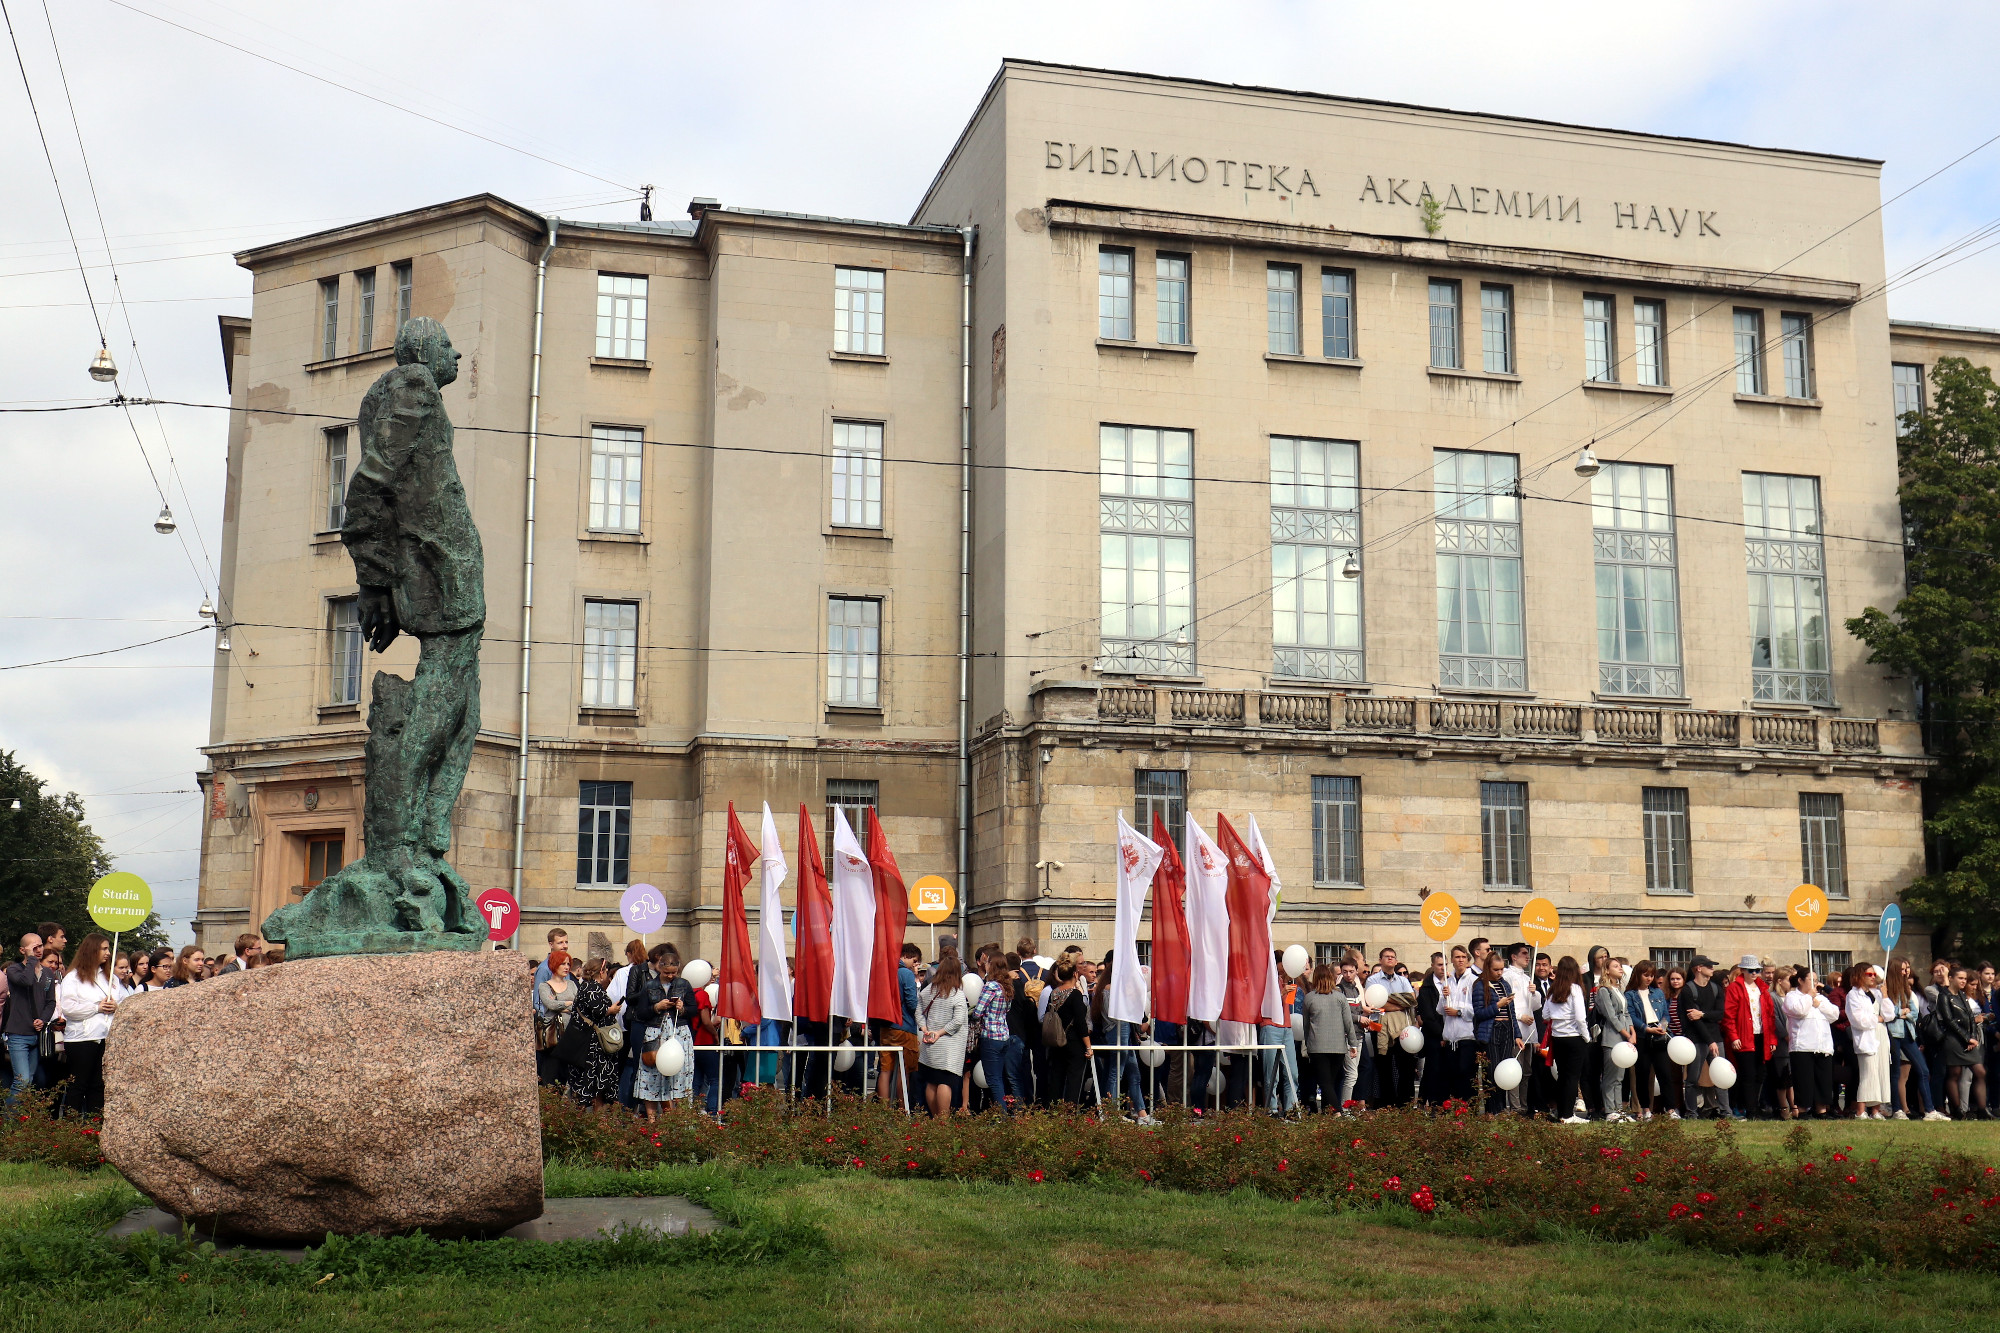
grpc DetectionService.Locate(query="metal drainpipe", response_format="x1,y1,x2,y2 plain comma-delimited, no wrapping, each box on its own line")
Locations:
509,215,558,944
956,225,976,947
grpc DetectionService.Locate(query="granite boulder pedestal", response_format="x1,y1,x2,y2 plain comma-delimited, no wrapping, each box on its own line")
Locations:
101,950,542,1243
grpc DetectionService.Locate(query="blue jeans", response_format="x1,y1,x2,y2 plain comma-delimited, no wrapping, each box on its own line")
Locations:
693,1048,722,1113
1891,1036,1933,1114
4,1033,39,1104
979,1039,1014,1113
1001,1034,1029,1105
1258,1024,1298,1113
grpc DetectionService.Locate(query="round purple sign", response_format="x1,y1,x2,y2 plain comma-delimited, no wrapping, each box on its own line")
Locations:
620,883,666,934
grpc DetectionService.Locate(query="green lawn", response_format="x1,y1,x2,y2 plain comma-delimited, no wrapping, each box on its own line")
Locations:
3,1156,2000,1332
1683,1115,2000,1163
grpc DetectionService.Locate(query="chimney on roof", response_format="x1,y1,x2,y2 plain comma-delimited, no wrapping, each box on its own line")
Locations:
687,196,718,220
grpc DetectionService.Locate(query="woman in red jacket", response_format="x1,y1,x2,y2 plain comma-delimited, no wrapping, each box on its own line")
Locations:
1722,955,1779,1119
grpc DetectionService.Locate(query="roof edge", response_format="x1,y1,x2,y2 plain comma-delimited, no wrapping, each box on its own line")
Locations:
234,192,549,267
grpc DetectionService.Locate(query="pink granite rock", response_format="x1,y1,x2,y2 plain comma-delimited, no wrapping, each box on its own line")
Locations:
102,949,543,1242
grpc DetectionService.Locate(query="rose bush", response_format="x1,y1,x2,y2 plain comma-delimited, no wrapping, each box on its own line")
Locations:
0,1088,107,1170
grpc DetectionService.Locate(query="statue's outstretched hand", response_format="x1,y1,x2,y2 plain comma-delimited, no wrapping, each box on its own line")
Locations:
358,586,400,652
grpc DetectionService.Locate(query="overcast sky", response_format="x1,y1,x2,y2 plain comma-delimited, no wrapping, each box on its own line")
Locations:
3,0,1997,939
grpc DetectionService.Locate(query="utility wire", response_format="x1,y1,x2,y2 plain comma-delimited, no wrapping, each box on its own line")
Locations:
2,0,103,342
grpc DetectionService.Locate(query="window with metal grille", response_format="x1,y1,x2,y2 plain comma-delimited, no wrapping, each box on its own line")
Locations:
834,267,885,355
1311,776,1362,885
826,779,877,874
1800,793,1847,898
831,420,883,529
1480,781,1529,889
328,597,361,706
1321,268,1354,359
1649,947,1694,978
1428,279,1461,369
826,597,880,706
1781,313,1814,399
1316,942,1367,968
393,261,412,331
1641,787,1691,894
1434,450,1525,690
1892,363,1925,436
1099,425,1195,674
323,427,349,531
1480,284,1513,374
596,273,648,359
582,600,638,708
1583,294,1615,382
355,269,376,353
1733,309,1765,395
319,278,340,360
1096,248,1133,340
1267,264,1301,355
1156,253,1189,345
577,780,632,887
1744,473,1830,705
1271,436,1362,682
1593,463,1682,697
1133,770,1186,849
1634,299,1666,386
1135,940,1152,967
1810,950,1853,980
589,426,644,532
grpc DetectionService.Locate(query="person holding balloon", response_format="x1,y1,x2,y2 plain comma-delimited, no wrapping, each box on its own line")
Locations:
1471,952,1517,1114
1723,955,1780,1119
1593,956,1636,1121
1301,961,1361,1113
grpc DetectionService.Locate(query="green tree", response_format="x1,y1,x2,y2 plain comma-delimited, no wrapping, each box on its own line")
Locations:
0,750,167,959
1848,355,2000,954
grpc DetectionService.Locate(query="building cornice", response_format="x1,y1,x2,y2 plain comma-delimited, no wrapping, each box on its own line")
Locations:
234,193,550,269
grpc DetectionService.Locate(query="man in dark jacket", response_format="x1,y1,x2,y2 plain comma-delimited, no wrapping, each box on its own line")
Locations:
1681,955,1729,1118
3,933,54,1102
1416,951,1447,1104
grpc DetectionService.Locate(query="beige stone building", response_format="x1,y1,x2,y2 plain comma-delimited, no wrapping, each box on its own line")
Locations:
196,61,1940,977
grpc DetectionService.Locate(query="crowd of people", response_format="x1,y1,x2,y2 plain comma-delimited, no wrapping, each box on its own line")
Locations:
526,927,2000,1125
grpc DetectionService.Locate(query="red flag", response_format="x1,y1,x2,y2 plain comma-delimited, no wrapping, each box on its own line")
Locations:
1149,813,1191,1026
716,803,761,1023
1216,814,1274,1025
864,808,908,1026
792,804,834,1023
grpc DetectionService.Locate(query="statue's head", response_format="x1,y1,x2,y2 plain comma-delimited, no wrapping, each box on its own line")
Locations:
394,316,460,387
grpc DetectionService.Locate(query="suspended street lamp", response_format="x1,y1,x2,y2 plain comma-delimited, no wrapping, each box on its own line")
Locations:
1574,446,1601,478
1340,552,1362,580
153,504,176,535
89,346,118,383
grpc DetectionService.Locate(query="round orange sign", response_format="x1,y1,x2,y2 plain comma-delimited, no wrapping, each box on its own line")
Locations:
1518,897,1560,949
1786,882,1830,935
910,874,955,925
1420,891,1461,942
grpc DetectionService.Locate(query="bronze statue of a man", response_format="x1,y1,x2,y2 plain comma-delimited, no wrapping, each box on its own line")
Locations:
263,317,487,956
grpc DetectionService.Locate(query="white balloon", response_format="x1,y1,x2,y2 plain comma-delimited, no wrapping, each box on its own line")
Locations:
972,1062,988,1089
656,1040,685,1078
962,975,984,1006
1708,1056,1738,1090
1282,945,1311,978
1363,983,1390,1010
1610,1040,1639,1069
1032,955,1054,970
1667,1036,1698,1067
1138,1039,1165,1068
1207,1068,1224,1096
704,983,718,1006
1492,1057,1523,1091
682,959,713,989
1399,1026,1425,1054
832,1040,856,1072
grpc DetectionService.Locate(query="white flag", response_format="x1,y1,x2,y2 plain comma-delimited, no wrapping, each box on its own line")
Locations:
1245,814,1288,1026
1183,815,1230,1024
757,802,792,1023
828,806,875,1023
1110,814,1165,1025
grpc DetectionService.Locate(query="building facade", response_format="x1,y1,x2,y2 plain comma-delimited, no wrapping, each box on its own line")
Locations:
195,61,1937,974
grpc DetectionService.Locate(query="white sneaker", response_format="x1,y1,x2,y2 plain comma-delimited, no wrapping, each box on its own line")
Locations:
1137,1113,1159,1127
1924,1110,1949,1122
1667,1110,1681,1120
1891,1110,1908,1120
1562,1114,1589,1125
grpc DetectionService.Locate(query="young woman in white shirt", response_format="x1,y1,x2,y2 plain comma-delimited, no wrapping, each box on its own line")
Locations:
55,934,119,1118
1545,956,1592,1125
1846,963,1894,1119
1782,966,1840,1118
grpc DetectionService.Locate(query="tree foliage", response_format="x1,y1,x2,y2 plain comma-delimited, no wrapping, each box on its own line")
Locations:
1847,355,2000,953
0,750,166,959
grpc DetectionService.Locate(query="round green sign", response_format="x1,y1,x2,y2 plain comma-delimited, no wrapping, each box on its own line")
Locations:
87,872,152,932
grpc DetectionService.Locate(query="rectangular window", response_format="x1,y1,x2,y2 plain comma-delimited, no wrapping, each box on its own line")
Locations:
355,269,376,353
1428,279,1462,369
328,596,361,706
323,426,349,531
319,277,340,361
1434,450,1525,690
1155,253,1189,345
1311,775,1362,885
1733,309,1765,395
305,834,344,889
826,597,881,706
1592,462,1682,696
1641,787,1691,894
581,600,638,709
834,266,885,355
1810,950,1853,980
1801,793,1847,898
1097,248,1133,340
1480,284,1513,375
1480,781,1529,889
393,260,412,332
1320,268,1355,359
1892,362,1925,436
595,273,648,360
588,426,644,533
826,779,877,874
1781,313,1814,399
1634,298,1667,386
1650,947,1695,977
1744,473,1831,704
1583,295,1615,382
1099,425,1195,674
1134,770,1186,849
1271,436,1362,682
831,420,884,529
1267,264,1301,355
577,780,632,887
